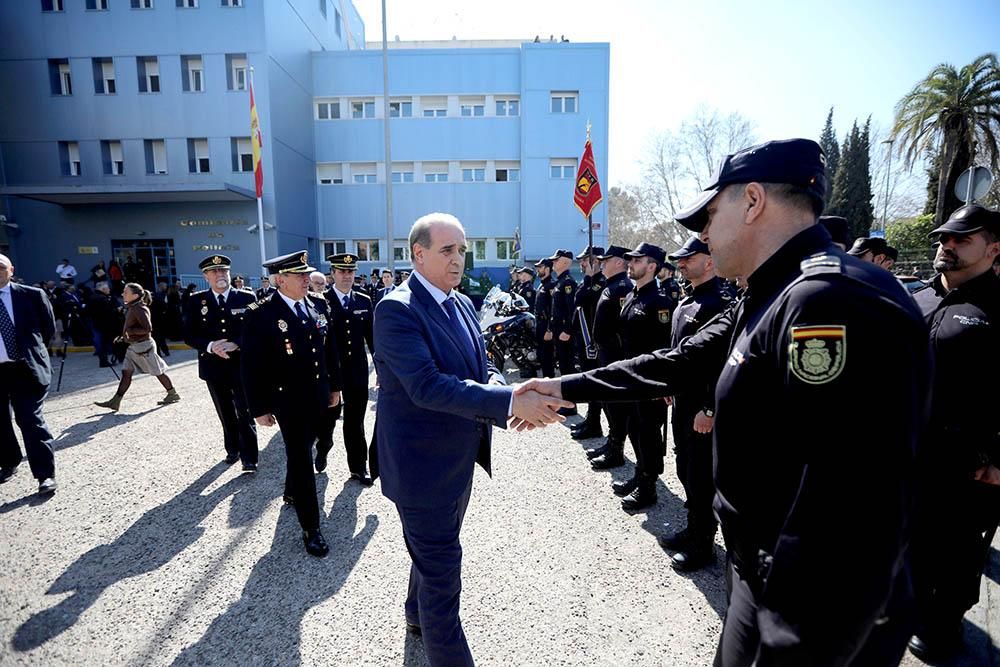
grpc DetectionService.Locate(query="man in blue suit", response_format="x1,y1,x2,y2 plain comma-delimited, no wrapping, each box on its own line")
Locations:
374,213,571,665
0,254,58,495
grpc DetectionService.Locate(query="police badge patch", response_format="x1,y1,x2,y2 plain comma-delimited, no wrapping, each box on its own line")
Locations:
789,325,846,385
657,309,670,323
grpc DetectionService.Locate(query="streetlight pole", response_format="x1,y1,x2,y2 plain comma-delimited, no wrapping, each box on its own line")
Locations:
880,138,894,232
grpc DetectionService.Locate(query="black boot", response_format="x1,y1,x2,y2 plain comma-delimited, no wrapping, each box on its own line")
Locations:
658,528,691,553
621,474,657,511
611,475,638,497
670,542,716,571
590,447,624,470
571,416,603,440
303,529,330,558
585,437,616,460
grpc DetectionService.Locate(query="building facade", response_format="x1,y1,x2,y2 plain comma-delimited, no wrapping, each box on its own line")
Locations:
0,1,609,287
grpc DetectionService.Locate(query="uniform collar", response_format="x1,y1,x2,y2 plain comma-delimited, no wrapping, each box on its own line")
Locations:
211,287,232,302
606,271,628,284
931,268,999,302
691,277,719,296
633,279,657,296
332,286,352,302
745,224,833,301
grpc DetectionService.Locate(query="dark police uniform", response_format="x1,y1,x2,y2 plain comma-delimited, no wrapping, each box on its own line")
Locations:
518,278,536,310
182,254,258,468
572,246,607,438
241,250,342,557
658,267,682,303
533,260,555,378
559,139,931,665
908,204,1000,658
548,251,578,377
323,253,376,483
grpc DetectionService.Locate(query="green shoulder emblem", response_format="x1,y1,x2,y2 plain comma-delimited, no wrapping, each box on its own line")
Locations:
789,325,846,385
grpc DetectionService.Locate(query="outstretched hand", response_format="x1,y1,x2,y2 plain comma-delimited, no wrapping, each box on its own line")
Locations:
513,377,564,401
508,385,574,432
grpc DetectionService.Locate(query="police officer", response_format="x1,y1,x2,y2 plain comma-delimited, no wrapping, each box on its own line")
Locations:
606,242,674,511
818,215,849,251
659,236,732,571
908,204,1000,661
571,245,607,440
255,276,275,300
657,262,682,302
520,139,930,665
585,245,633,468
183,254,258,470
515,267,536,311
533,258,555,378
547,250,578,416
322,252,375,486
241,251,343,558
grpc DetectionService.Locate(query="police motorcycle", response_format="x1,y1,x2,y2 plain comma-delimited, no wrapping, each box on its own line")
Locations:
479,286,539,376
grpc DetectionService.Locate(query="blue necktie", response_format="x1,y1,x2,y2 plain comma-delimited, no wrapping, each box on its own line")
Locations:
0,295,19,361
442,297,477,366
294,301,311,327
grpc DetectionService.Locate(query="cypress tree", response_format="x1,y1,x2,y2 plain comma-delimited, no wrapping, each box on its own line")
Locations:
827,119,875,242
819,107,840,199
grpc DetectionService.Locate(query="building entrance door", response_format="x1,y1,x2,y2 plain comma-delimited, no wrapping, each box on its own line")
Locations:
111,239,176,289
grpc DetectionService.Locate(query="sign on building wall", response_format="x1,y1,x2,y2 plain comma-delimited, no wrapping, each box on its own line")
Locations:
78,246,99,254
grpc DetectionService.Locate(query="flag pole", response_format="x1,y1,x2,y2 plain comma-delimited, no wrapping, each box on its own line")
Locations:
586,121,594,266
250,66,266,279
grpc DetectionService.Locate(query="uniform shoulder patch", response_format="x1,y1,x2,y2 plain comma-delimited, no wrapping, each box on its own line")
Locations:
789,324,846,384
799,253,842,277
657,309,670,324
247,301,260,311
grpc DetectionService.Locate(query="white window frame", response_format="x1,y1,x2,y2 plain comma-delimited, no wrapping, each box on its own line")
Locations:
460,103,485,117
101,60,116,94
186,57,204,92
461,162,486,183
421,96,447,117
351,163,377,184
58,62,72,96
496,98,520,117
66,141,81,176
496,239,517,261
193,138,210,173
322,240,347,259
550,158,577,179
550,91,579,114
88,0,110,9
496,161,520,183
107,140,124,175
179,0,198,7
316,99,340,120
393,241,411,263
355,240,380,262
222,0,242,6
149,139,167,174
44,0,65,10
230,56,247,91
351,99,375,119
423,162,448,183
317,163,343,185
132,0,153,7
235,137,252,173
389,99,413,118
470,239,487,262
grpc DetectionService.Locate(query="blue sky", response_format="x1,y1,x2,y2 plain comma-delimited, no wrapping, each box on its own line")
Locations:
354,0,1000,185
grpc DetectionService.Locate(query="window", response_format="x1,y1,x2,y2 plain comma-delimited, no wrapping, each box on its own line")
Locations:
59,141,81,176
551,91,578,113
86,0,109,10
101,140,124,175
322,240,347,259
144,139,167,174
393,241,410,262
131,0,154,7
181,55,204,92
49,59,72,96
188,138,210,173
461,162,486,183
496,98,520,116
316,99,340,119
319,0,327,18
352,173,376,184
423,162,448,183
460,96,485,117
231,137,252,172
421,96,447,117
550,158,577,179
317,163,343,184
389,100,412,118
356,240,380,262
351,99,375,119
91,58,115,94
42,0,64,11
351,163,376,184
334,8,342,37
227,54,247,91
221,0,242,6
496,161,520,182
470,239,486,262
176,0,198,7
496,239,517,261
137,56,160,93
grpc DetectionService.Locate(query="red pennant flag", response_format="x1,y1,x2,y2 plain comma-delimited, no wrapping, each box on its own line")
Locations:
573,138,603,219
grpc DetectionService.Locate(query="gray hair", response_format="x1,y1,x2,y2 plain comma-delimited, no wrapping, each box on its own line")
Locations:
0,253,10,268
409,212,465,251
309,271,326,282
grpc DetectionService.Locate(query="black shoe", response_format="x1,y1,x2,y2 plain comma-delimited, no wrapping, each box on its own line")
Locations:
658,528,691,552
571,425,604,440
406,622,422,636
907,626,962,662
224,453,239,465
242,463,257,473
283,494,295,505
314,445,330,473
38,477,57,495
585,438,616,460
621,480,657,511
590,450,624,470
557,406,578,417
611,476,639,497
303,529,330,558
670,545,715,572
0,465,17,484
350,471,374,487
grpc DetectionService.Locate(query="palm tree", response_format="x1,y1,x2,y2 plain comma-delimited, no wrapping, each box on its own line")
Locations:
892,53,1000,224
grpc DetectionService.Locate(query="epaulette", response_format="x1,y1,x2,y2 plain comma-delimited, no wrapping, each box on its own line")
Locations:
799,252,843,277
247,301,260,311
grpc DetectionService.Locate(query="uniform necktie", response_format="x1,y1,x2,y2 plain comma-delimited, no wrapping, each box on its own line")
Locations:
294,301,311,327
342,294,350,309
0,294,19,360
218,293,226,308
442,297,477,366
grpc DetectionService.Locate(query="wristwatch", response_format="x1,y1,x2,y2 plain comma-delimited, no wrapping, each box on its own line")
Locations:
703,408,715,417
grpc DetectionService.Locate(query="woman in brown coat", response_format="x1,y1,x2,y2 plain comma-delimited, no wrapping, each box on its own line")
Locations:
95,283,179,410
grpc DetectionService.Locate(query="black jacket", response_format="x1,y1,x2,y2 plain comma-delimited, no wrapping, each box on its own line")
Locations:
549,270,577,336
325,287,375,389
592,271,631,361
183,288,257,383
669,277,732,414
5,283,56,387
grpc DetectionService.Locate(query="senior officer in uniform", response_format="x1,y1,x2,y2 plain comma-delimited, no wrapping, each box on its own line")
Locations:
533,258,555,378
241,251,343,558
659,236,732,571
571,246,607,440
518,139,931,666
584,245,633,466
908,204,1000,661
182,254,258,470
321,252,375,485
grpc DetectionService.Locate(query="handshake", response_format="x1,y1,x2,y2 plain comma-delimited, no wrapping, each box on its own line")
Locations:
508,378,572,432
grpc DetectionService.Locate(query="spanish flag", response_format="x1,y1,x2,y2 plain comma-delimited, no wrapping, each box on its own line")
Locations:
573,137,603,219
249,78,263,199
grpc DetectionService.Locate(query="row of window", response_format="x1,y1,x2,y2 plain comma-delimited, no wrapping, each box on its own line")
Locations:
317,159,576,185
321,238,518,264
55,137,252,176
43,1,243,11
47,54,247,96
315,93,577,120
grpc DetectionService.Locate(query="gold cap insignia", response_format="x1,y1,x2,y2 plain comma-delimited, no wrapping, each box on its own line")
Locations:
300,253,308,264
345,256,354,264
212,256,222,265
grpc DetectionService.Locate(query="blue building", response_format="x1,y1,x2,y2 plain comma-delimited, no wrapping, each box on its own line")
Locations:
0,1,609,288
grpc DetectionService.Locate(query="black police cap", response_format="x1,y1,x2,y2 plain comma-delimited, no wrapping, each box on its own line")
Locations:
818,216,849,247
930,204,1000,237
675,138,827,232
328,252,360,270
575,246,605,260
262,250,315,275
847,237,889,257
625,242,667,265
668,236,710,261
517,266,536,277
547,249,574,261
533,257,553,268
199,254,232,271
596,245,630,260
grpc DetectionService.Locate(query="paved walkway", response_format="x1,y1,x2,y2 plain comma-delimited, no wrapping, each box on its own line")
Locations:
1,351,996,665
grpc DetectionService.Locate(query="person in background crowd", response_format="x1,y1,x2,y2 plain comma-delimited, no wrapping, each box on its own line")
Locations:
108,260,124,294
847,236,892,267
165,281,183,340
533,258,555,378
0,253,58,496
89,260,107,287
87,281,120,368
375,269,396,306
150,281,171,357
55,258,77,285
882,245,898,272
570,246,607,440
231,275,245,290
309,271,328,295
657,262,682,302
516,267,536,310
255,276,275,300
94,283,180,411
547,250,578,411
818,215,849,251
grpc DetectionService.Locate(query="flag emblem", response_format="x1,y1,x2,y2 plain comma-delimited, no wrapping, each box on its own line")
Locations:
789,325,846,384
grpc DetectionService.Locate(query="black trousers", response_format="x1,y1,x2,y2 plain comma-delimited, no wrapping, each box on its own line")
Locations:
535,329,554,378
0,362,55,480
578,354,603,428
672,402,717,541
319,384,369,474
206,377,258,465
627,400,666,477
555,337,576,377
275,415,321,532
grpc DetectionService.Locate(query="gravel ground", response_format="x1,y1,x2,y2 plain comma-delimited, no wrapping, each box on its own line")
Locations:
0,350,996,666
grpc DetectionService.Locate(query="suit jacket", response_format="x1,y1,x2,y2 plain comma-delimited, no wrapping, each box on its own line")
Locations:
374,284,395,306
182,288,257,383
7,283,56,387
373,275,511,508
240,293,341,421
325,287,374,388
